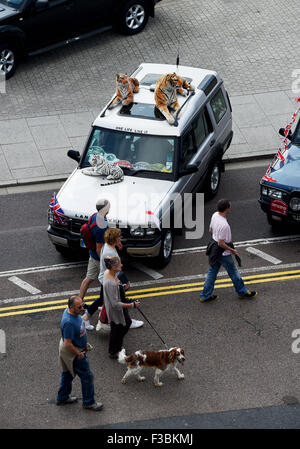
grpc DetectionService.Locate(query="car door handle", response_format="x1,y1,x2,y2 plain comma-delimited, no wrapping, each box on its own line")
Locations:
210,139,216,147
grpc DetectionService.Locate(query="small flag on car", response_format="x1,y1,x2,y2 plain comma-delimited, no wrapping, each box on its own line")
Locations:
49,192,67,225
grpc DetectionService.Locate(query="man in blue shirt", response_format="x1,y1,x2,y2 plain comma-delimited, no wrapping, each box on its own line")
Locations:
56,295,103,411
79,199,110,330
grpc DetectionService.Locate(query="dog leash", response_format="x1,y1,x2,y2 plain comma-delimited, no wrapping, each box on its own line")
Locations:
137,307,169,350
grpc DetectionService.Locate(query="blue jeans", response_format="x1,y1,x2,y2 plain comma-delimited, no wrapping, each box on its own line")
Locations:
200,254,247,301
57,355,95,406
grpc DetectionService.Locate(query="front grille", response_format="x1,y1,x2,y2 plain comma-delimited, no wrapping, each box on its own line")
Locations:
70,218,87,235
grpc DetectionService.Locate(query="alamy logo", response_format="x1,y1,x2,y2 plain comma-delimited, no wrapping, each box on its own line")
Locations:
97,190,205,240
291,329,300,353
0,72,5,94
292,69,300,94
0,329,6,358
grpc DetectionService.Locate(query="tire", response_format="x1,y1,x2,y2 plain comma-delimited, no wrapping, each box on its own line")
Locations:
267,214,283,230
204,161,222,200
118,0,149,35
54,245,73,257
0,43,18,79
155,229,174,268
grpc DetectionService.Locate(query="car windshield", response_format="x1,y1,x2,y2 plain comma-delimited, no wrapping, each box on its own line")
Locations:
82,127,175,175
0,0,25,8
294,121,300,145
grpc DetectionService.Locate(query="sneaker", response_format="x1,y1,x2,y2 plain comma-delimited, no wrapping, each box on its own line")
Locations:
200,295,219,303
56,396,78,406
84,320,94,331
83,401,103,411
96,322,111,333
239,291,258,299
130,319,144,329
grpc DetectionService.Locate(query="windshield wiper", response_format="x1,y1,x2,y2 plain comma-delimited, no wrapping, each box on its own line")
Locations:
128,169,162,176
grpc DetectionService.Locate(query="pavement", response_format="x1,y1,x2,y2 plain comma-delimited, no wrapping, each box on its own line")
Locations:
0,0,299,192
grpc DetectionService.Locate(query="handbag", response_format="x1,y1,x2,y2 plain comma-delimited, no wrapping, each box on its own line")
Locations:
206,239,215,256
99,304,108,324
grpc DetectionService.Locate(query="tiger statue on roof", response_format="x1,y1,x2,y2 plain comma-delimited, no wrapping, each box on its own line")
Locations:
154,73,194,125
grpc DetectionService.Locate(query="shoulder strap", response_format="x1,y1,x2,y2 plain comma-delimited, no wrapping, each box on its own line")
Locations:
88,212,97,223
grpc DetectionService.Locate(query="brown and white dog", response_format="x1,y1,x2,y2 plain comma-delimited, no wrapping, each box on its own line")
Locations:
118,347,185,387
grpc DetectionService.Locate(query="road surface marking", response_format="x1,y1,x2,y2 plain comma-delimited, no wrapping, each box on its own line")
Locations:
0,235,299,279
2,262,300,307
8,276,42,295
246,247,282,265
1,269,300,317
0,330,6,357
173,235,300,255
0,261,86,278
130,262,164,280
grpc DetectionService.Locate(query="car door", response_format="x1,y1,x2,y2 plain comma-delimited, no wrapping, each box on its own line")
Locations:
179,107,214,193
74,0,111,32
21,0,77,51
208,85,232,154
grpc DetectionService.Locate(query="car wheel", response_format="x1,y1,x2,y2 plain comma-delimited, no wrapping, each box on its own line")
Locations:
155,229,174,268
54,245,73,257
267,214,283,230
0,43,17,79
119,0,149,35
205,161,221,199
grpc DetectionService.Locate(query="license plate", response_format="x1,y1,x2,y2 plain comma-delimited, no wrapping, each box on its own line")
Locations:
270,200,287,216
80,239,87,248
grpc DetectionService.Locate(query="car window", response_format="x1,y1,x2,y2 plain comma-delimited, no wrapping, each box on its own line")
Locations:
0,0,25,7
181,128,195,168
293,120,300,144
210,88,227,123
193,110,212,147
83,128,175,174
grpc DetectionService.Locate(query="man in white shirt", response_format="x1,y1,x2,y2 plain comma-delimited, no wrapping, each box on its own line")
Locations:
200,199,257,302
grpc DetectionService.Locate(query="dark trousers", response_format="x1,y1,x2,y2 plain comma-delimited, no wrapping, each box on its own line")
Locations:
57,355,95,406
85,285,103,316
109,308,132,356
84,272,129,317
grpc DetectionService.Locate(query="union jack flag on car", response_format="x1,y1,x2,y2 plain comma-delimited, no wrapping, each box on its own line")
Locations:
49,193,68,225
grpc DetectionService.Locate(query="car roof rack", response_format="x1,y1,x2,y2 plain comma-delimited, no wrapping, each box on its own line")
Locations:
173,89,196,127
198,74,218,96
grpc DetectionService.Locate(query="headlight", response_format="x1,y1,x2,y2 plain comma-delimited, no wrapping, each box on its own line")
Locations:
268,189,283,199
290,198,300,211
145,228,156,236
262,186,268,196
130,227,145,237
48,208,54,224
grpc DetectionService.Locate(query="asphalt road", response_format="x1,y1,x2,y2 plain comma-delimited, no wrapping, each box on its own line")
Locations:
0,160,291,272
1,161,300,431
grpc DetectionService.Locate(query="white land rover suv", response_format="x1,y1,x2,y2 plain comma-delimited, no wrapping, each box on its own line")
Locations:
47,63,233,266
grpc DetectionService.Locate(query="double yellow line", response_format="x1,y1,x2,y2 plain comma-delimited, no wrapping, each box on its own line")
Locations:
1,268,300,318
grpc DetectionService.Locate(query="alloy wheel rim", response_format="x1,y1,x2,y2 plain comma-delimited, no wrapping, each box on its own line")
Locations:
126,4,145,29
163,231,172,259
211,165,220,192
0,49,14,74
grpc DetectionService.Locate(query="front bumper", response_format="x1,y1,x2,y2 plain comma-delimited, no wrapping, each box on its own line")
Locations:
259,197,300,225
47,225,162,257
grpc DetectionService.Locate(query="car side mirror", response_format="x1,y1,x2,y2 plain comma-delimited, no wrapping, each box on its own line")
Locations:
279,127,292,140
35,0,49,9
67,149,81,162
179,162,199,177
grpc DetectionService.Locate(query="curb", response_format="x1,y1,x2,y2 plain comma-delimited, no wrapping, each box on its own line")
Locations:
0,154,273,190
